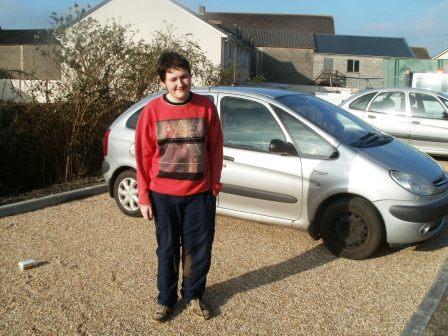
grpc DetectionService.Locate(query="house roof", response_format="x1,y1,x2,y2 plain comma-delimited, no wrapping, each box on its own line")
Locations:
0,29,57,45
314,34,415,58
432,48,448,59
411,47,430,59
202,12,335,34
238,28,315,48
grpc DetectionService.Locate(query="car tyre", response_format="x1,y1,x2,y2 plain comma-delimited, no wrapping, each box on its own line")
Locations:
114,170,142,217
321,196,384,260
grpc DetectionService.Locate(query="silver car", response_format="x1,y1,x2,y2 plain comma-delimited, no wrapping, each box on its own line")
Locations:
102,86,448,260
340,88,448,156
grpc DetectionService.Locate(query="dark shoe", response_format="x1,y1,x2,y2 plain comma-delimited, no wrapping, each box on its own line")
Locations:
152,304,171,322
186,299,210,320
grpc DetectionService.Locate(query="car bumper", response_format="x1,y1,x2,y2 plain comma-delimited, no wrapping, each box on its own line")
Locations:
102,158,114,183
374,191,448,244
102,160,110,177
389,191,448,223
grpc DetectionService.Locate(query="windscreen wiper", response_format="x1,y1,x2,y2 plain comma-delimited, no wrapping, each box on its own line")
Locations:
351,132,381,147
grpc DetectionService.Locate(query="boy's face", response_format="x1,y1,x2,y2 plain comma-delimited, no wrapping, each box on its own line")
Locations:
162,67,192,103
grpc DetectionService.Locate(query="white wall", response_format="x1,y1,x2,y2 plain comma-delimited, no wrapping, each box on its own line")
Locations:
85,0,226,65
0,79,59,103
314,53,384,89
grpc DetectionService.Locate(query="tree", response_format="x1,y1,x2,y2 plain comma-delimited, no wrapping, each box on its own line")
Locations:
12,3,222,184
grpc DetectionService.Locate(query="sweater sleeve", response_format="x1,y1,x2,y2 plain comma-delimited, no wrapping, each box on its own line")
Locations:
207,102,224,195
135,105,154,205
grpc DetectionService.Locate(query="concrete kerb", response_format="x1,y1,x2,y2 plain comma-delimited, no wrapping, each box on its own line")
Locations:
0,184,108,218
401,256,448,336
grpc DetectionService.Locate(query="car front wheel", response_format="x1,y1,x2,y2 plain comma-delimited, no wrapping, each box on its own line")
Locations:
321,196,384,260
113,170,141,217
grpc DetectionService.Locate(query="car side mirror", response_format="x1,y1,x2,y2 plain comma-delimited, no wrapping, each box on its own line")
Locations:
330,150,339,159
443,111,448,120
269,139,298,156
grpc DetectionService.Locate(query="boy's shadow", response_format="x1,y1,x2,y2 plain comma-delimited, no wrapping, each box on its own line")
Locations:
205,244,336,317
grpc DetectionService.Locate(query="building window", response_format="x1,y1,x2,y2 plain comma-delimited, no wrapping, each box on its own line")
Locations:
347,59,360,73
323,58,334,71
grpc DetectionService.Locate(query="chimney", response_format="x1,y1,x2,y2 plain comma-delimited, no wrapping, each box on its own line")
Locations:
199,5,205,15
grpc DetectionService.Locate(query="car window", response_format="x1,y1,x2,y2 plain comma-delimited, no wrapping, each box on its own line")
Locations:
220,96,286,152
273,106,336,158
348,92,377,111
276,94,378,145
440,96,448,109
410,93,446,119
369,92,405,114
126,106,144,129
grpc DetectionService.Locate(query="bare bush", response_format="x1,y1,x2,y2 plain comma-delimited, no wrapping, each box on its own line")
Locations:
2,4,223,195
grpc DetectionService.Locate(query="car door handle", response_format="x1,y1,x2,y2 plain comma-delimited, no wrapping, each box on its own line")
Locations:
223,156,234,168
367,115,376,119
412,121,420,125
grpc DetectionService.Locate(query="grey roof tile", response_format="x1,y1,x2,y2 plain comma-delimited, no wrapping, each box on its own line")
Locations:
241,29,315,48
315,34,415,58
202,12,335,34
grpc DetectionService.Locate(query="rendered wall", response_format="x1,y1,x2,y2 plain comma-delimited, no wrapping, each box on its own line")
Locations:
85,0,226,66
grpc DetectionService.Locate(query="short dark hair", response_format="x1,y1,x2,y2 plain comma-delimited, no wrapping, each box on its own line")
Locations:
157,51,191,82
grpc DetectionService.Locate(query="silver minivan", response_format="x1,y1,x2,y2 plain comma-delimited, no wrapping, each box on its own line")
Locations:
102,86,448,260
340,88,448,156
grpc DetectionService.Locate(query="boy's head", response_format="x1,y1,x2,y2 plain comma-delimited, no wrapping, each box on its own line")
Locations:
157,52,192,103
157,51,191,82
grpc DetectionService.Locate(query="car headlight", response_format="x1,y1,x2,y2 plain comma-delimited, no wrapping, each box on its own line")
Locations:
390,170,435,196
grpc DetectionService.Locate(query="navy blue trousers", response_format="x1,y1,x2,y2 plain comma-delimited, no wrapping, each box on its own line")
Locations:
151,191,216,307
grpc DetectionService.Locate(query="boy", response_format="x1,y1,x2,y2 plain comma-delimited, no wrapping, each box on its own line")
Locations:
135,52,223,322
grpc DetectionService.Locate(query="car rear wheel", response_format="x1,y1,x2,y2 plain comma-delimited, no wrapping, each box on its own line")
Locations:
114,170,141,217
321,196,384,260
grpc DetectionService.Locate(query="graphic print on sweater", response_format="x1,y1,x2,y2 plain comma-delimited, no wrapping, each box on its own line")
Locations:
156,118,206,180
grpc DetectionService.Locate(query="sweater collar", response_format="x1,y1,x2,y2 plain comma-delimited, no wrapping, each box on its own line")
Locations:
163,92,193,106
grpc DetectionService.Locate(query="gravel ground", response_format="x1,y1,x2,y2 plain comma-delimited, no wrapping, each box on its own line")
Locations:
1,193,448,335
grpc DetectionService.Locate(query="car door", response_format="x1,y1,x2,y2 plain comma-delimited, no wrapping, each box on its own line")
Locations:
409,92,448,155
365,91,411,143
217,94,302,221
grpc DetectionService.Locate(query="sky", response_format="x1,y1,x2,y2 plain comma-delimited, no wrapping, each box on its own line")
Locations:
1,0,448,57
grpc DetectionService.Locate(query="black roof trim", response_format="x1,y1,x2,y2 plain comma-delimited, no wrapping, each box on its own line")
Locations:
0,29,57,45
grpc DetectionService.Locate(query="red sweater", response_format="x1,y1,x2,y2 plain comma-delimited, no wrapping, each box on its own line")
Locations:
135,93,223,205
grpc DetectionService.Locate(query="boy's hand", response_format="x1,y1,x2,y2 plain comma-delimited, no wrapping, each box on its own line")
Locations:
140,205,153,220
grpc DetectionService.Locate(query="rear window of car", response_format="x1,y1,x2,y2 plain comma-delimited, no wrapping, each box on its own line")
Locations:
439,96,448,108
126,107,144,129
348,92,377,111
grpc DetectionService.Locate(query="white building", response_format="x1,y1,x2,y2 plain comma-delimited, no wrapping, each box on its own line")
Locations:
81,0,252,81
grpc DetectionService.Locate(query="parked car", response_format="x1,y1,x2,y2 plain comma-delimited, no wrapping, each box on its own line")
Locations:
339,88,448,156
102,86,448,260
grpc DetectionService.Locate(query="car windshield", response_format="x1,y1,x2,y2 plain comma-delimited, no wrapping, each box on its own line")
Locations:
276,94,392,148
